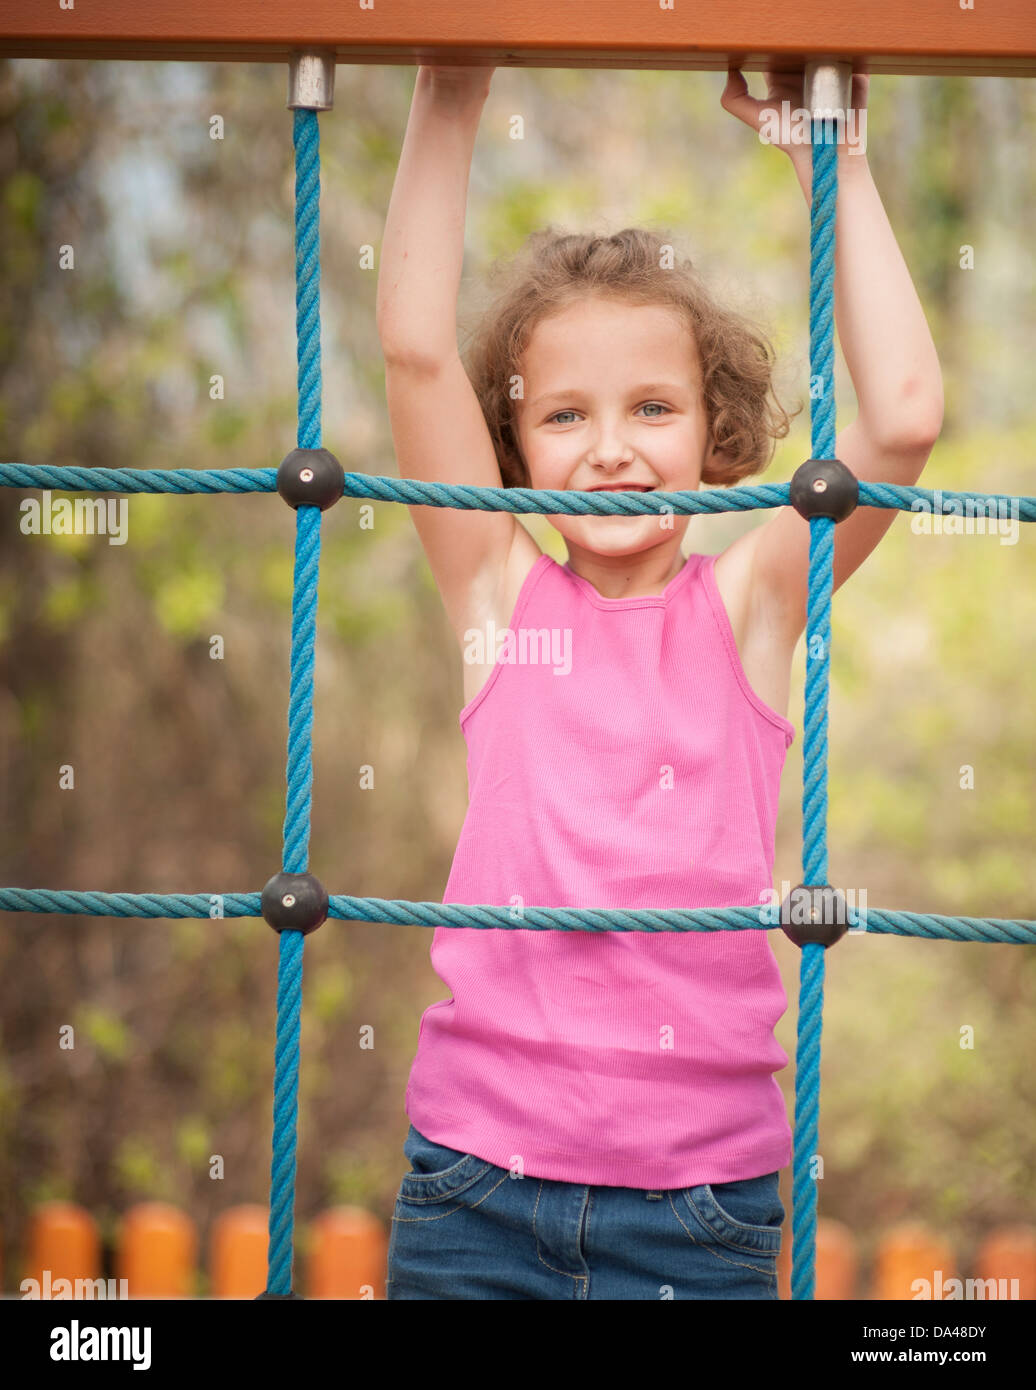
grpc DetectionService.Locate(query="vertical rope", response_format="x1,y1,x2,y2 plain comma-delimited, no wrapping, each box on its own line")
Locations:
264,106,324,1298
790,115,839,1302
294,108,323,452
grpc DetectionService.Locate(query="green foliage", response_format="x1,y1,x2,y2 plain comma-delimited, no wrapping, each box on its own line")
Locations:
201,406,250,448
113,1136,168,1198
170,918,208,963
121,493,170,546
256,543,295,609
0,1055,16,1143
203,1018,258,1107
0,574,15,645
77,1005,131,1064
41,571,100,629
48,375,94,425
174,1116,211,1169
22,1175,75,1209
479,181,560,256
330,590,408,645
152,565,224,638
3,168,43,233
308,961,353,1024
323,1151,386,1209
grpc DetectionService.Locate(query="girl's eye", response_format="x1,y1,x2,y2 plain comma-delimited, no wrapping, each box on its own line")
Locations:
548,404,670,424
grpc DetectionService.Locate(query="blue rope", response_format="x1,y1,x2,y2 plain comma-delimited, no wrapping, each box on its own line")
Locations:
268,926,303,1296
264,105,324,1299
0,888,1033,942
4,464,1036,522
788,115,839,1305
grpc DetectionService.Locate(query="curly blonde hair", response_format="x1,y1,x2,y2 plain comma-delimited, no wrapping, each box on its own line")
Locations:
461,226,799,489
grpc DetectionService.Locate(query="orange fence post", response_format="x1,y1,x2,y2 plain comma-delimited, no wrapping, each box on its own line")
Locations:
872,1222,956,1300
22,1201,101,1295
307,1206,388,1300
777,1217,858,1300
209,1205,269,1299
815,1218,858,1300
974,1225,1036,1300
115,1202,197,1298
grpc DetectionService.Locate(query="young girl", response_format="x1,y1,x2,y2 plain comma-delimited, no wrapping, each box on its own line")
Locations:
376,63,942,1300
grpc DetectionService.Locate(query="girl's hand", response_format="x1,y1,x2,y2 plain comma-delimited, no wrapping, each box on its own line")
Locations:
420,64,494,104
721,64,869,163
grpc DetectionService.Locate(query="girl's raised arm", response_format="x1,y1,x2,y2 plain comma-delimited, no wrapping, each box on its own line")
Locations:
376,66,519,649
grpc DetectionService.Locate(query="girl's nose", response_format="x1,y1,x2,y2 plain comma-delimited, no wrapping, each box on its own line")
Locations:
586,433,635,468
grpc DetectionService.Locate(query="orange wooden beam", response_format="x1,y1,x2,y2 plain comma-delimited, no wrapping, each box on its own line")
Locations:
0,1,1034,78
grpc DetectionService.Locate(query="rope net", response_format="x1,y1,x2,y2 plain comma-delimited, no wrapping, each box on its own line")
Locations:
1,104,1033,1303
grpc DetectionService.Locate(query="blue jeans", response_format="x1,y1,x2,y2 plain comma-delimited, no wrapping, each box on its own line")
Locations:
386,1123,784,1300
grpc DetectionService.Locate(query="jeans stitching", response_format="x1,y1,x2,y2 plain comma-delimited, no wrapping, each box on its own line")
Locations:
703,1179,784,1237
397,1155,493,1196
390,1167,511,1222
667,1192,778,1284
533,1180,589,1282
681,1185,782,1257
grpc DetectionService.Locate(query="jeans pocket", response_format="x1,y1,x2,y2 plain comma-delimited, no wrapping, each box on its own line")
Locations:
680,1172,784,1256
396,1124,496,1209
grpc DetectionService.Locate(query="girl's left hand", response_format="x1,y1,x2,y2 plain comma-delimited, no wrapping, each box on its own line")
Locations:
720,64,869,161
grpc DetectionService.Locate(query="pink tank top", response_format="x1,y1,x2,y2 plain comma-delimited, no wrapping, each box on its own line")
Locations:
405,549,795,1188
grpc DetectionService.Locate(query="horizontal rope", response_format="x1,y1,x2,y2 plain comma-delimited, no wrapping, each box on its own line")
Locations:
0,464,277,494
1,888,1032,942
2,463,1035,520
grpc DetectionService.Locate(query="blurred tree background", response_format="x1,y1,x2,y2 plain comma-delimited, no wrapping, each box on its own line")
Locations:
0,58,1033,1294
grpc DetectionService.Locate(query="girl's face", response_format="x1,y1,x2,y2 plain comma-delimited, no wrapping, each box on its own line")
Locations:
513,296,723,562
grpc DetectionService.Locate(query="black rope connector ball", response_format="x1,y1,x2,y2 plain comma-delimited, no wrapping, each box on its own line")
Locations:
789,457,858,522
779,883,850,948
276,447,345,511
261,871,329,936
255,1290,303,1299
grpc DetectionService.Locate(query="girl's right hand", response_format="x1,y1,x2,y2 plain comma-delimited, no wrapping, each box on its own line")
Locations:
420,64,494,102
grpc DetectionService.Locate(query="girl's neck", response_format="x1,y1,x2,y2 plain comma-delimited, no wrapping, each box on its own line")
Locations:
564,542,687,600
